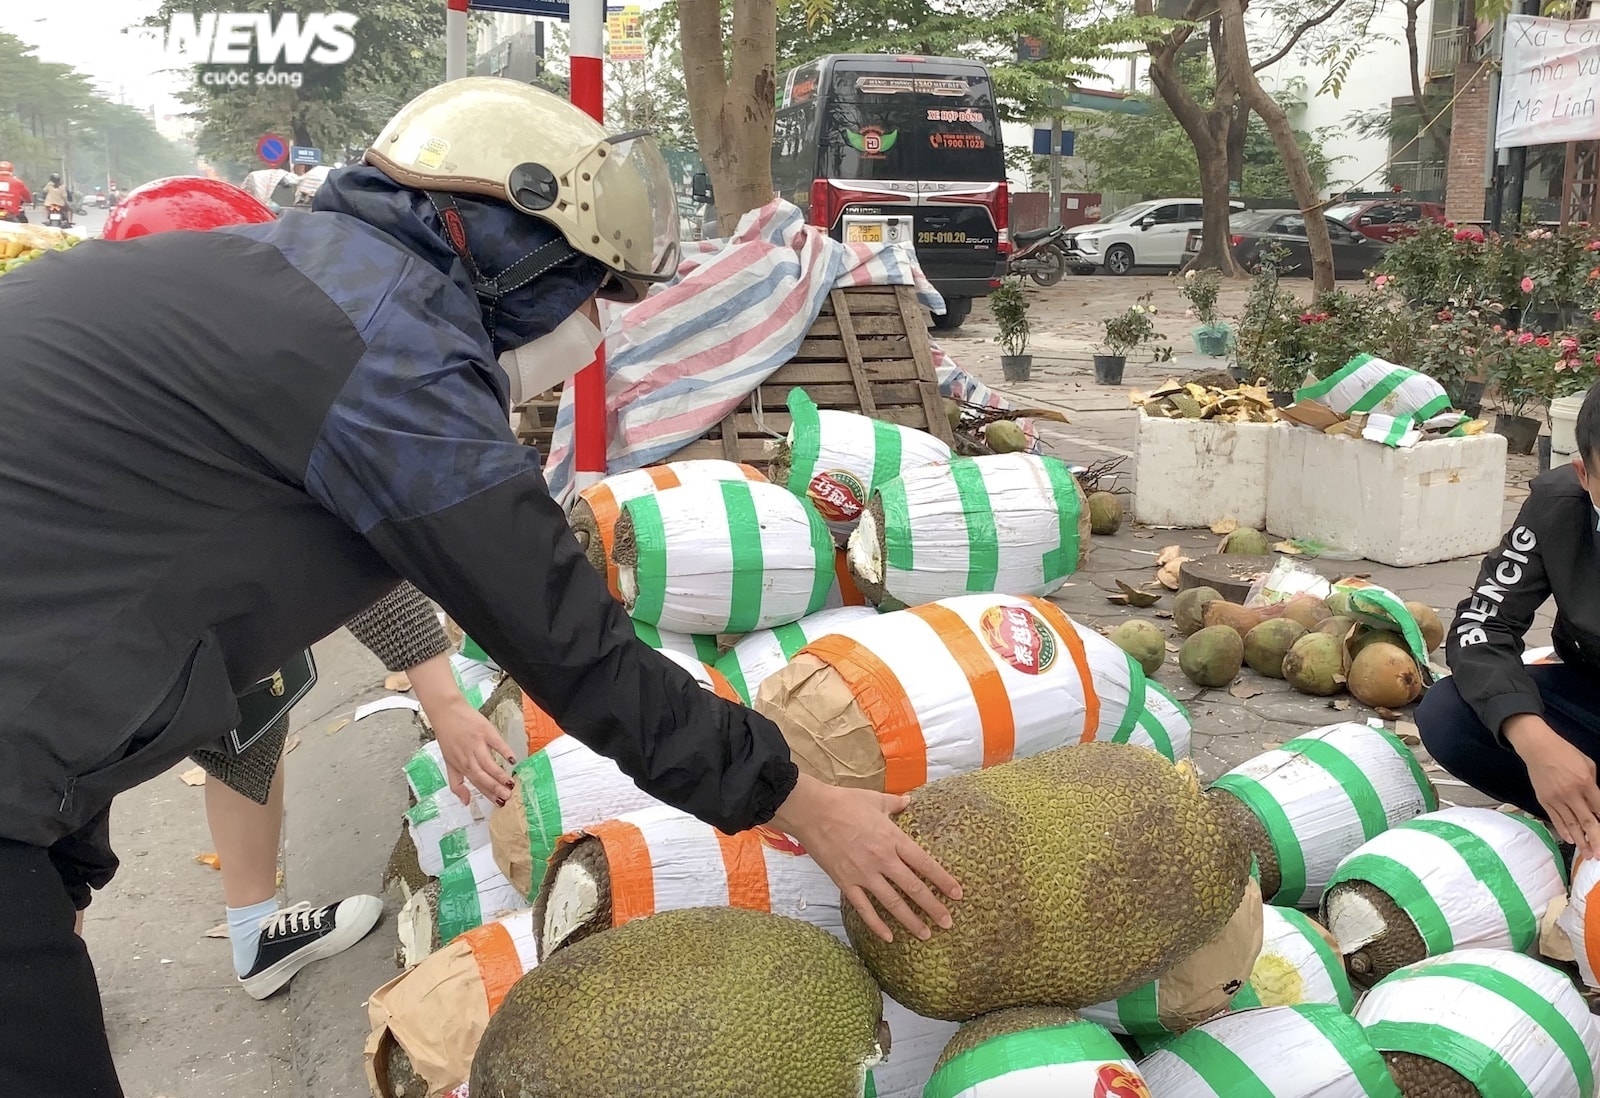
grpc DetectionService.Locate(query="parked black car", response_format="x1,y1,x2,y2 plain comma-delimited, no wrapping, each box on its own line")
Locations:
1185,210,1390,280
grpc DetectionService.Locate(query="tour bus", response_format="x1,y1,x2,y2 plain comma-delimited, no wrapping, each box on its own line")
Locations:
772,54,1009,329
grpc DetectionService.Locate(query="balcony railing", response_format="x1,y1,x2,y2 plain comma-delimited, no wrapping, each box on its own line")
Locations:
1428,25,1469,78
1388,161,1448,200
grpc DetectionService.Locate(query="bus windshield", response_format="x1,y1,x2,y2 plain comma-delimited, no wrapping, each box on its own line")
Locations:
818,67,1003,183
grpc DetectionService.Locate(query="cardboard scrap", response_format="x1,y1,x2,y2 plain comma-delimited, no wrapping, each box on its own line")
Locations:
1108,579,1162,607
384,671,413,693
195,852,222,871
1210,518,1239,535
179,766,206,787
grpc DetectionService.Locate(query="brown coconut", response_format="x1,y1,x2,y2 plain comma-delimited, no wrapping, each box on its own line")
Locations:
1316,615,1359,641
1201,600,1268,640
1382,1051,1478,1097
1405,601,1446,653
1321,878,1427,990
1280,596,1333,631
1347,643,1424,709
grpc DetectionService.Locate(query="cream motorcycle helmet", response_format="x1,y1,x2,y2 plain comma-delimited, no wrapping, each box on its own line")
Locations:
366,76,680,304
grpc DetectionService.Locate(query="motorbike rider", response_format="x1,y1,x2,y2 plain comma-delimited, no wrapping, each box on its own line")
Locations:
0,161,31,222
0,77,958,1097
41,173,70,226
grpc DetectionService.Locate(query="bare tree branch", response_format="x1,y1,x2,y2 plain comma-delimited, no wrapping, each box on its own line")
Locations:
1251,0,1350,71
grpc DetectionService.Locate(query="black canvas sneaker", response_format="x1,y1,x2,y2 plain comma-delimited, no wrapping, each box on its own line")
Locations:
238,895,383,1000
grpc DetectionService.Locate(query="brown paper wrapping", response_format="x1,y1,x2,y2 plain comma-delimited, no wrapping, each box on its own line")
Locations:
753,653,886,791
1540,894,1576,964
487,787,537,901
1154,877,1265,1031
363,937,495,1098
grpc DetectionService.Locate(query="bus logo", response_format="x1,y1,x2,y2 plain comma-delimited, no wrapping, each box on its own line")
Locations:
847,127,898,156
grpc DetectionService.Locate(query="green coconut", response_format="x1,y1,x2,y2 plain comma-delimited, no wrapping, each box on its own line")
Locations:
1109,620,1167,676
1220,528,1271,555
1087,491,1124,536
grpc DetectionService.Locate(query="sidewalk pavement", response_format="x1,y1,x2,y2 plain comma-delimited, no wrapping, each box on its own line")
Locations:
93,279,1537,1094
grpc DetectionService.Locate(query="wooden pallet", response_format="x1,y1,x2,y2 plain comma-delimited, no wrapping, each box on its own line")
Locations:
512,283,954,468
665,284,954,465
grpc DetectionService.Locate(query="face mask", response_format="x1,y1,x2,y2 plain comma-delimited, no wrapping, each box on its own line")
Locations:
500,308,604,406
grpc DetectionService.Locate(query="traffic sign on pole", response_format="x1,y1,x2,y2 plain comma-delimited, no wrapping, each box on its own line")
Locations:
290,146,323,167
257,134,288,166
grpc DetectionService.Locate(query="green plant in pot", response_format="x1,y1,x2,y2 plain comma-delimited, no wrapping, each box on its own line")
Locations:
1179,268,1232,357
1097,293,1161,385
1484,327,1555,455
991,277,1032,382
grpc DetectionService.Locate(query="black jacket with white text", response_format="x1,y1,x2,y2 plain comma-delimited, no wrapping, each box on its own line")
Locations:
1446,464,1600,737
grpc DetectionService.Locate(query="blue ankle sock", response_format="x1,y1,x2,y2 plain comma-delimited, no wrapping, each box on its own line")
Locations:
227,899,280,977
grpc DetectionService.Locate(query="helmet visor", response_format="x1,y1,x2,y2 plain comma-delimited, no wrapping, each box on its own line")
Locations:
593,131,680,284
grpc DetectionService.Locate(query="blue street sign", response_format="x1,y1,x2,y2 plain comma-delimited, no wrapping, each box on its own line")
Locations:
467,0,570,17
257,134,288,166
1031,128,1075,157
290,146,322,166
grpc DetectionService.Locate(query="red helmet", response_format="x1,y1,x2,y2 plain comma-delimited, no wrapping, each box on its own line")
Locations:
102,176,275,241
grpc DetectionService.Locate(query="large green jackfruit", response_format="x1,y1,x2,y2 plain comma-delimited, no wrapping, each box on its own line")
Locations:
844,743,1251,1020
470,907,884,1097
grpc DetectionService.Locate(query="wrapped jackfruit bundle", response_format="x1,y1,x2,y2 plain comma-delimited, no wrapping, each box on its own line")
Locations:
404,783,496,879
365,912,537,1098
614,479,835,634
823,545,871,608
487,736,662,902
922,1008,1150,1098
514,647,742,759
629,619,721,664
397,844,526,969
712,605,879,703
1322,806,1566,988
845,453,1090,607
531,804,842,955
1229,905,1355,1014
568,459,766,598
1138,1004,1401,1097
1207,722,1438,908
1556,853,1600,990
755,594,1191,794
1107,651,1193,763
769,388,953,544
1080,878,1264,1038
1354,948,1600,1098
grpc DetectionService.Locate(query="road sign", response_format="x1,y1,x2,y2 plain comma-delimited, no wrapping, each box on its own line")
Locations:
290,146,322,167
257,134,288,166
1032,128,1075,157
469,0,570,16
1017,35,1046,62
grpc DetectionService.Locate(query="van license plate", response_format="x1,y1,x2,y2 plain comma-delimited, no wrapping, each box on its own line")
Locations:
846,223,884,244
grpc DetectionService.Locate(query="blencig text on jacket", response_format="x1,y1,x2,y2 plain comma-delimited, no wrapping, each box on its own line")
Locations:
1455,526,1538,647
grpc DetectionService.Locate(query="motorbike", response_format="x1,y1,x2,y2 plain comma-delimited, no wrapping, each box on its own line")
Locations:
45,204,71,230
0,208,26,224
1007,226,1068,287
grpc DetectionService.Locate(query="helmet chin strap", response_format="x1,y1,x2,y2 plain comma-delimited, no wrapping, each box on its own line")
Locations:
425,190,579,347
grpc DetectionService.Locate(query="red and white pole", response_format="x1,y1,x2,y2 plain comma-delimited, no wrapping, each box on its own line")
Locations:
569,0,608,491
445,0,470,80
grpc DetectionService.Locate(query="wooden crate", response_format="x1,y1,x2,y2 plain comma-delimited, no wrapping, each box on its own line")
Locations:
666,284,954,465
512,283,954,468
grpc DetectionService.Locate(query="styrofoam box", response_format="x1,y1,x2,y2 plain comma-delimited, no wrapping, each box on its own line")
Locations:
1265,427,1507,567
1134,416,1274,528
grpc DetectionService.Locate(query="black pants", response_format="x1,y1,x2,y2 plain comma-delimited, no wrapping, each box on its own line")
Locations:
0,836,123,1097
1417,662,1600,817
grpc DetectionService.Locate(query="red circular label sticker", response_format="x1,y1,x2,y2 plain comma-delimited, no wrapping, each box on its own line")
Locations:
978,605,1058,675
1094,1064,1152,1098
808,470,866,522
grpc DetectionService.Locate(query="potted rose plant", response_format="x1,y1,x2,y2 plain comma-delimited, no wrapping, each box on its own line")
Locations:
991,277,1032,382
1179,268,1232,357
1097,294,1161,385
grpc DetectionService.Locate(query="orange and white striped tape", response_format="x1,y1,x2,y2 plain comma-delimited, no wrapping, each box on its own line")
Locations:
1559,852,1600,990
541,804,841,949
577,460,765,598
458,912,540,1015
787,594,1141,794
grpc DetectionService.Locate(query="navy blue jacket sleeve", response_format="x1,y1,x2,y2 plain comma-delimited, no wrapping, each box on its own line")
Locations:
301,272,798,834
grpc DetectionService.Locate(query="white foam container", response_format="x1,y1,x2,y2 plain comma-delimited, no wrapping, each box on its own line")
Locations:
1133,416,1273,529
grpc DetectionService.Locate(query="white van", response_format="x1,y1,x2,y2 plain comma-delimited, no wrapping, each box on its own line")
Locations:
1062,198,1245,275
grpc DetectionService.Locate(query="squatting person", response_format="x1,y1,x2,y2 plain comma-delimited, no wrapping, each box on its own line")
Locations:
1418,384,1600,854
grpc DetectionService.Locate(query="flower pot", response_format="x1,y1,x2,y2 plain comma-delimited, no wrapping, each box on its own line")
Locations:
1453,380,1486,411
1000,354,1033,382
1538,434,1552,472
1093,354,1126,385
1495,413,1541,455
1192,324,1232,357
1229,365,1246,384
1269,390,1295,408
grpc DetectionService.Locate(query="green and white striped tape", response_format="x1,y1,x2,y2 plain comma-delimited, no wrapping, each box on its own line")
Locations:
923,1021,1138,1098
714,606,877,704
1357,949,1599,1098
1229,905,1356,1014
631,619,721,663
1210,721,1436,907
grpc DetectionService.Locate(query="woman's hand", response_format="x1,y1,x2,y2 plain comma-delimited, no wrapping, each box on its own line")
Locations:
768,774,961,943
406,654,516,805
1505,714,1600,856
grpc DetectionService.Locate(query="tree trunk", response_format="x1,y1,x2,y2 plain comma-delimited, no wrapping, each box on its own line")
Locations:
1216,0,1336,293
1403,0,1439,162
1147,41,1237,274
679,0,778,232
